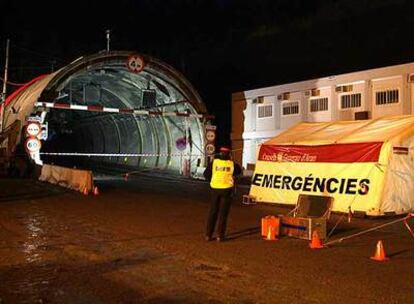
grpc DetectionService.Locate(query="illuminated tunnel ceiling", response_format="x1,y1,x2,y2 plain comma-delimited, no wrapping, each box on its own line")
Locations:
15,51,210,173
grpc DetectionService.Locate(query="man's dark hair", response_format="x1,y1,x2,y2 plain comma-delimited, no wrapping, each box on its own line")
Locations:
217,152,230,160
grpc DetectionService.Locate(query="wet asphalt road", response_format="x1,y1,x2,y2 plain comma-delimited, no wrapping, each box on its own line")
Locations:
0,174,414,303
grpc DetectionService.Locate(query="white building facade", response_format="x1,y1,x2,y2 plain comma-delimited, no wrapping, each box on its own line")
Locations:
231,62,414,172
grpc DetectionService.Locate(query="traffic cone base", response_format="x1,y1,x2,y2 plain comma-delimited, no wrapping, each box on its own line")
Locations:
370,240,389,261
370,256,389,261
309,230,324,249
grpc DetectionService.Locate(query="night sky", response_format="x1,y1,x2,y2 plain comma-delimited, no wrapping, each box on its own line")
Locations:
1,0,414,146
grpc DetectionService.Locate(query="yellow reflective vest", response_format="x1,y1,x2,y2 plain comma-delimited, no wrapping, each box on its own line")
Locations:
210,159,234,189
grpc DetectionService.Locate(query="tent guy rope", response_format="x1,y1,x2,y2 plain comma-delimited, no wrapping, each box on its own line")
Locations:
324,213,414,246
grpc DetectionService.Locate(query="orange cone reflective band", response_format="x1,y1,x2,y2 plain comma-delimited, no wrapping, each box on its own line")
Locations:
309,230,324,249
93,186,99,196
265,225,277,241
370,240,389,261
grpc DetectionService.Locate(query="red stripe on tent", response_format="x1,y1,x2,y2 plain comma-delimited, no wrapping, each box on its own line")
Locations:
87,105,104,112
4,74,48,107
258,142,383,163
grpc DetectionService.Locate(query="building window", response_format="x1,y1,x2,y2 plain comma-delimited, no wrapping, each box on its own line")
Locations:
310,97,329,112
257,104,273,118
375,89,399,105
282,101,300,116
340,93,362,109
253,96,265,104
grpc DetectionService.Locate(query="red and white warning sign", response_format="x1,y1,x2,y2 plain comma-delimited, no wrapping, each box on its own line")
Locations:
205,143,215,155
26,122,41,137
126,54,145,73
206,129,216,142
25,137,42,153
205,125,216,155
176,137,187,151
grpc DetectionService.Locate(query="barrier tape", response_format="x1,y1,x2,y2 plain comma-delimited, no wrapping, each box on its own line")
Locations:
0,75,26,87
39,152,205,157
34,102,214,119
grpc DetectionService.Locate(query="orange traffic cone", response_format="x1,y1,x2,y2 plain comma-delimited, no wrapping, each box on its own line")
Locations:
124,173,129,182
83,187,89,196
370,240,389,261
265,225,276,241
309,230,324,249
93,186,99,196
261,216,270,237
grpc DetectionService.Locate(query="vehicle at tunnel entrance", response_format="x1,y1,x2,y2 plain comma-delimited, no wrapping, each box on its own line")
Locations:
0,51,215,177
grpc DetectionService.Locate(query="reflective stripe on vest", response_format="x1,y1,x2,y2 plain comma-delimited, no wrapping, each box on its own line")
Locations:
210,159,234,189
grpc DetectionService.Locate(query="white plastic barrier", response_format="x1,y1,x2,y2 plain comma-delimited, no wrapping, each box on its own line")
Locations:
39,164,93,193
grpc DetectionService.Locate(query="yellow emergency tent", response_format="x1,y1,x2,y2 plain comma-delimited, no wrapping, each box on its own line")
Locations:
249,115,414,216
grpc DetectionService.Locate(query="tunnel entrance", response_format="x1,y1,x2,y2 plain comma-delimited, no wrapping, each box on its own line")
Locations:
3,51,213,176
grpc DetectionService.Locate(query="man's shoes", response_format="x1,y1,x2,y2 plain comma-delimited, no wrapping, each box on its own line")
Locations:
216,236,226,242
205,236,213,242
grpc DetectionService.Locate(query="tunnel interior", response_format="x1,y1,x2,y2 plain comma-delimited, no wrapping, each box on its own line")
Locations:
33,53,208,174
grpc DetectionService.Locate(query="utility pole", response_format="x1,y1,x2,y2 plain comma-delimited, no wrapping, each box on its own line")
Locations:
106,29,111,52
0,39,10,133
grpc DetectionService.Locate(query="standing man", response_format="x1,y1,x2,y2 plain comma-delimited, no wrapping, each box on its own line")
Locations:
204,146,242,242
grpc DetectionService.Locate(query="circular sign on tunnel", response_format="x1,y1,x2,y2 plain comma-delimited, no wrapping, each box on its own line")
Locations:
205,143,215,155
176,137,187,151
26,122,41,137
206,130,216,142
25,137,42,153
127,54,145,73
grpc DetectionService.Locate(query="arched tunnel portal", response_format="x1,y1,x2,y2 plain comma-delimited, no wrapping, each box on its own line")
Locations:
3,51,212,175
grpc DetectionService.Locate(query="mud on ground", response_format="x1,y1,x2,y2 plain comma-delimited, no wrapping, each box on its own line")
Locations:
0,176,414,303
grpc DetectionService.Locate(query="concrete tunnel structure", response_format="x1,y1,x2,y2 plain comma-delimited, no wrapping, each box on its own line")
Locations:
3,51,212,175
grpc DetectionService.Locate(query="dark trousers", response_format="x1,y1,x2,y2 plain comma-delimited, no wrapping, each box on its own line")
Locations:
206,188,233,238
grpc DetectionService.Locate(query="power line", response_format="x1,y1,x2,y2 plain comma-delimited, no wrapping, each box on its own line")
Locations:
0,75,26,86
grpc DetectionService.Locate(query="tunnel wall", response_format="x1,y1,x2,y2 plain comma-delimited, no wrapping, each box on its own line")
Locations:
3,51,210,175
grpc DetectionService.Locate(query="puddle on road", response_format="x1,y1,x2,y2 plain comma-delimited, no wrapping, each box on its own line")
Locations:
22,215,45,263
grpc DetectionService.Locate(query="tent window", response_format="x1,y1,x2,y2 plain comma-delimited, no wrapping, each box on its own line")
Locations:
375,89,399,105
257,104,273,118
340,93,362,109
282,101,300,116
310,97,329,112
